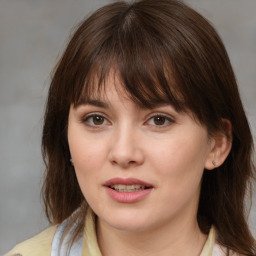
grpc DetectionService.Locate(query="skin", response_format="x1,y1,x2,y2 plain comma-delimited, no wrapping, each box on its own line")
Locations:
68,74,231,256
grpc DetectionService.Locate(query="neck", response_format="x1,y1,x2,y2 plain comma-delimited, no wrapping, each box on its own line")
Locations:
97,216,207,256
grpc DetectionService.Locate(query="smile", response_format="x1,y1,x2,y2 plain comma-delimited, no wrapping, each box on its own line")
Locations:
104,178,153,203
109,184,147,192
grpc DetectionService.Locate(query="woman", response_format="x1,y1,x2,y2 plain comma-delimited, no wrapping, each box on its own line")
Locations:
5,0,256,255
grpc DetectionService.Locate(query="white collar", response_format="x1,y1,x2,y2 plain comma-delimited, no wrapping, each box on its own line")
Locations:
52,208,223,256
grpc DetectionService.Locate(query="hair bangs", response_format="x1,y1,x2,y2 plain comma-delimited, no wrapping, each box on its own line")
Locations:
73,14,186,111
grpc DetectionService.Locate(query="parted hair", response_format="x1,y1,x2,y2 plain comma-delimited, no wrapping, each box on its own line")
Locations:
42,0,256,255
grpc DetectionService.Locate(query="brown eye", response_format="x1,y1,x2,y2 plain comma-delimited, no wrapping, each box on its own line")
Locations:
92,115,105,125
83,114,108,127
153,116,166,125
146,114,174,127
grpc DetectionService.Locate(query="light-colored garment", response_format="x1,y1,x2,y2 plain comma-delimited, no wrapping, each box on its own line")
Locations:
5,209,227,256
79,209,226,256
4,224,56,256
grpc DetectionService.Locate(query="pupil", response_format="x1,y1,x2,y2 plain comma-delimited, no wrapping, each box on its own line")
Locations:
93,116,104,125
154,116,165,125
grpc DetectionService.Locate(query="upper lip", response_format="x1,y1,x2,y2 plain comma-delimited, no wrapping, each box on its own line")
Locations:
104,178,153,187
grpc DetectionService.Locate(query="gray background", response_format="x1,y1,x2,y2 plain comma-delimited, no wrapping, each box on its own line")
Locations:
0,0,255,254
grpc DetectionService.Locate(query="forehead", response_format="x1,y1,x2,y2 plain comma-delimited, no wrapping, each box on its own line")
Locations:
75,71,129,105
74,68,185,111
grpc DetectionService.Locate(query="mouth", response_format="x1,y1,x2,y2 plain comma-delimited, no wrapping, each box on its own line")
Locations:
109,184,150,192
104,177,153,193
104,178,153,203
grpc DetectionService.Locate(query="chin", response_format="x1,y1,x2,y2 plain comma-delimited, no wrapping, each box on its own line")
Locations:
109,220,149,233
99,210,151,233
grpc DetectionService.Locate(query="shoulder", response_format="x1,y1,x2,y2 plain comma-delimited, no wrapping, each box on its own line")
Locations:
4,225,57,256
213,243,243,256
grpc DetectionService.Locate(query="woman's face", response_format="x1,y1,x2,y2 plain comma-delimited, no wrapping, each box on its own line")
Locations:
68,74,215,233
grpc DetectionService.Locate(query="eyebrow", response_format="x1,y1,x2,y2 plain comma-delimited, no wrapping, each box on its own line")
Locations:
75,99,110,109
141,102,174,109
75,98,178,111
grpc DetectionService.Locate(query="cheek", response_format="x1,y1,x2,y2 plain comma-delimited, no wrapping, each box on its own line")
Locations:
150,132,209,188
68,131,107,197
69,137,105,201
151,140,206,213
69,129,107,168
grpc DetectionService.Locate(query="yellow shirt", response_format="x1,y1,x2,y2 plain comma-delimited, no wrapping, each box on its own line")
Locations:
5,210,218,256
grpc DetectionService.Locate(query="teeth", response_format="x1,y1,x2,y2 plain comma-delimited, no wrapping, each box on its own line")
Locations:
109,184,146,192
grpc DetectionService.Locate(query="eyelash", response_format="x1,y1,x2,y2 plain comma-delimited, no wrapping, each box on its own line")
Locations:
81,113,110,127
146,113,174,127
80,113,175,128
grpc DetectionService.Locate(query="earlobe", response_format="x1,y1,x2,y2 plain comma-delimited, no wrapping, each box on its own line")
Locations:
205,119,232,170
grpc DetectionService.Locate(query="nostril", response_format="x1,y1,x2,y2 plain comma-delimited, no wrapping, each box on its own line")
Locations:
108,143,145,168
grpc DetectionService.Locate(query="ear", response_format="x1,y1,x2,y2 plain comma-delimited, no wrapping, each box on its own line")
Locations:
205,119,232,170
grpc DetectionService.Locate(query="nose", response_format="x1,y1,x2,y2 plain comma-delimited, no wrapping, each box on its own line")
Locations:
108,126,145,169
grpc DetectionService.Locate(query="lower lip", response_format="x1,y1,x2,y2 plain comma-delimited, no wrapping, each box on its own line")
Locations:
105,187,153,203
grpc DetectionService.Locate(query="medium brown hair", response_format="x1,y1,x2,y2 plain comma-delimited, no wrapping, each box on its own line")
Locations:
42,0,256,254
